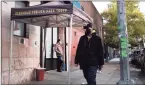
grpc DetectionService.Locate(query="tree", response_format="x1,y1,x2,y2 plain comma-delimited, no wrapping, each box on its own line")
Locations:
102,1,145,48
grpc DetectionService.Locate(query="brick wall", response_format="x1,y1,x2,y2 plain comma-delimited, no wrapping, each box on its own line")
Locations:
80,1,103,37
1,2,40,84
71,27,85,66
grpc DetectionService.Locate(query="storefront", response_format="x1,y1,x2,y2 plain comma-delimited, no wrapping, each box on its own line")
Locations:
41,27,58,70
1,1,106,84
11,1,93,72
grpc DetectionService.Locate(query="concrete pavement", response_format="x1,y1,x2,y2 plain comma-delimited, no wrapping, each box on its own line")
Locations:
109,57,131,64
25,61,145,84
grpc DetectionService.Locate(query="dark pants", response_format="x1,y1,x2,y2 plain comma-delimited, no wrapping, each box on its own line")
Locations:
82,66,98,85
57,56,63,71
98,65,102,71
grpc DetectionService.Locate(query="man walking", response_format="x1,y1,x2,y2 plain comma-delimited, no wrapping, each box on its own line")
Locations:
75,23,104,85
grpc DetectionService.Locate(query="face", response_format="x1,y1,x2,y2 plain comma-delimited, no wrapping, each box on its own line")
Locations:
85,27,93,35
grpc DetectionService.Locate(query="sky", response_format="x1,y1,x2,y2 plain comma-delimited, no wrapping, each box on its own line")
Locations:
93,1,145,15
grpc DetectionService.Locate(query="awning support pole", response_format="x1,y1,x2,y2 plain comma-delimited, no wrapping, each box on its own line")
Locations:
68,14,73,84
8,20,14,85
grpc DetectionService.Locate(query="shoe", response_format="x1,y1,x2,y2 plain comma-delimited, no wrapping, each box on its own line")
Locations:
99,71,102,73
57,70,62,72
97,70,99,73
81,82,87,85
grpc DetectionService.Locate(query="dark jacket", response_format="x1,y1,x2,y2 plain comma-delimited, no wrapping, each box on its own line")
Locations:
75,34,104,69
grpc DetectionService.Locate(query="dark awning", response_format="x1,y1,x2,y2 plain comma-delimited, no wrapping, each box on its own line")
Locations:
11,4,73,19
11,2,93,27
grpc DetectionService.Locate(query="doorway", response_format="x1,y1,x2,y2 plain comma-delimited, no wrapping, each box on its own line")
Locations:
40,27,68,71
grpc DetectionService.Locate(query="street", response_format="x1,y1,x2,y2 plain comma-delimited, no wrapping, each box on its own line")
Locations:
25,58,145,84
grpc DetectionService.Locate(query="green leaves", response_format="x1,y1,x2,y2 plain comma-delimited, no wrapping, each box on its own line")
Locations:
102,1,145,48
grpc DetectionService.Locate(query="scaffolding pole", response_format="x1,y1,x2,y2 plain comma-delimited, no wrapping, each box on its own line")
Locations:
8,20,14,85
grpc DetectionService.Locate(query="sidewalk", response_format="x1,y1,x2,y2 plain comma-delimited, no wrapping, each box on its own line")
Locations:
25,63,145,84
109,57,131,63
71,63,120,84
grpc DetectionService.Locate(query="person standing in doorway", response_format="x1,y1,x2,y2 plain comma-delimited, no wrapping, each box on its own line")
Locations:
54,39,64,72
75,23,104,85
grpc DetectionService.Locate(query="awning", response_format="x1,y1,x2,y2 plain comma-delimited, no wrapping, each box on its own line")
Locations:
11,2,93,27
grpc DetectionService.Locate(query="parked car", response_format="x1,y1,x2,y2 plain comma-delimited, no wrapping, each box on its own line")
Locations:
140,49,145,74
131,49,145,75
130,50,142,68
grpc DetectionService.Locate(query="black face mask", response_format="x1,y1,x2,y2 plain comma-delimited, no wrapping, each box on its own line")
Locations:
92,33,96,36
85,28,91,36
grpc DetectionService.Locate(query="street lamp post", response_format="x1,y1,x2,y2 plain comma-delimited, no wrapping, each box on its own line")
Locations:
117,0,135,84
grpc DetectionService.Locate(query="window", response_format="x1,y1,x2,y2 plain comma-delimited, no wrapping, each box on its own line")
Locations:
14,1,29,38
74,32,77,36
41,1,50,4
14,22,26,37
62,1,71,4
15,1,29,8
2,1,7,4
30,2,40,6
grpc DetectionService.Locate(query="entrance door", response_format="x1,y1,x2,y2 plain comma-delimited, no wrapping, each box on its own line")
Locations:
52,27,58,69
45,28,53,70
41,27,67,71
42,27,58,71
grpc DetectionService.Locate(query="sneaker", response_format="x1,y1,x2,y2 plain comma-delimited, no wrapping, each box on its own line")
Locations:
81,82,87,85
99,71,102,73
97,70,99,73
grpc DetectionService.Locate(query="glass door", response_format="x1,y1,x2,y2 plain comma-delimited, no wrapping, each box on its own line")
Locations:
44,27,58,70
46,28,52,59
53,28,58,59
52,27,58,70
44,28,52,70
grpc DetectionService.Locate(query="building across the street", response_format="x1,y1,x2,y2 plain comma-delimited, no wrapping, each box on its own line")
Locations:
1,1,103,84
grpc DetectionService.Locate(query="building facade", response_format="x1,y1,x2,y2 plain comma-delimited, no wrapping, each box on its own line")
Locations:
1,1,103,84
2,1,41,84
